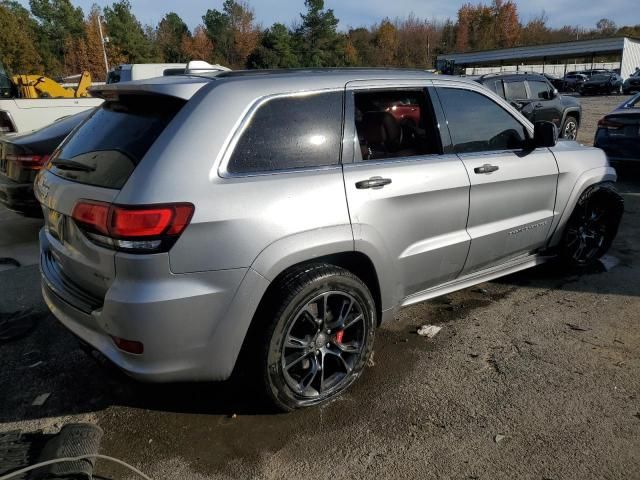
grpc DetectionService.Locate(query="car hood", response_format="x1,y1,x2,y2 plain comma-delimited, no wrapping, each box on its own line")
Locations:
560,95,580,108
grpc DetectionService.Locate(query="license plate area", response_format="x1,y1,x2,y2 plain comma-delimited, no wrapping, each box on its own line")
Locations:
47,208,66,243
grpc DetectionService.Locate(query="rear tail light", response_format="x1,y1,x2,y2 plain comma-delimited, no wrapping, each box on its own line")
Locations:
72,200,194,253
597,117,623,130
0,110,16,133
5,153,50,170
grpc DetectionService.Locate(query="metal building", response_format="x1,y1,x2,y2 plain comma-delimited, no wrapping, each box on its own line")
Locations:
437,37,640,79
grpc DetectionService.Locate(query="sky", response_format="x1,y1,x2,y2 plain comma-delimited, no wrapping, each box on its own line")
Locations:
15,0,639,31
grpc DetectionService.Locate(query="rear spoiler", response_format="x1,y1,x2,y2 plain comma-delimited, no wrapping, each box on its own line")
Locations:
89,77,212,101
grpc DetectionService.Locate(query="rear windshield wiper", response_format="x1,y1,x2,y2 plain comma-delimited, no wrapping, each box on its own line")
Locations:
51,159,96,172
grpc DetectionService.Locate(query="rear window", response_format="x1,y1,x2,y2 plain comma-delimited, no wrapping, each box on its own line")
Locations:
226,91,343,174
48,95,185,189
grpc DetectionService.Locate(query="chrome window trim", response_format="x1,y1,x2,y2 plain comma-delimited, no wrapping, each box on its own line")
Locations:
217,88,345,179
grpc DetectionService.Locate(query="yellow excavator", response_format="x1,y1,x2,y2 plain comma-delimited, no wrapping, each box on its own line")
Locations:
10,70,92,99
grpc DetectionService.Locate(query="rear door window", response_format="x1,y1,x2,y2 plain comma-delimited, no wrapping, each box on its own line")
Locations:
504,80,527,100
436,87,527,154
47,95,185,189
226,91,343,175
352,89,441,161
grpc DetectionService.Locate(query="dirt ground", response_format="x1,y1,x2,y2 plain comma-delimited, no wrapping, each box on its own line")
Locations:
0,94,638,480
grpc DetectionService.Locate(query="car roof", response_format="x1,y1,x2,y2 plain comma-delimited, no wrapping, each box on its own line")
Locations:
477,71,547,82
91,68,464,100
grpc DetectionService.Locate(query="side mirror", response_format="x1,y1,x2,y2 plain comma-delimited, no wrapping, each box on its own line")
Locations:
510,100,524,110
533,121,558,148
551,88,559,99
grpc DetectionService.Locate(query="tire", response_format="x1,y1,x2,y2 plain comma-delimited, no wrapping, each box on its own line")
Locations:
560,115,578,140
257,263,376,411
559,185,624,267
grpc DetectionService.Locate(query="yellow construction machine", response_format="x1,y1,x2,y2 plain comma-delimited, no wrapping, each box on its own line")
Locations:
11,71,92,99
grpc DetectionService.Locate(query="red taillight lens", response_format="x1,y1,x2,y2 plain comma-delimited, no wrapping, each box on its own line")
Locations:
71,201,194,252
72,201,110,235
597,117,623,130
111,208,175,237
6,153,50,170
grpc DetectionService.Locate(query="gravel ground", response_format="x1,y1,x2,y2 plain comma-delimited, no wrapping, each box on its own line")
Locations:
575,94,631,145
0,95,638,480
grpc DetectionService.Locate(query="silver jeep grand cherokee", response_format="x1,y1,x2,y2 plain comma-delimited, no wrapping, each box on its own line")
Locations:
35,70,623,410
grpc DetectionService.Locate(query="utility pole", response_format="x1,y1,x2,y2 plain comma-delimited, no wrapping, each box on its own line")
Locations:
97,15,110,76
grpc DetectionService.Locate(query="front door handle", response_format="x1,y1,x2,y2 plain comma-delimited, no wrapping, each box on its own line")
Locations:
355,177,392,189
534,103,544,109
474,164,499,174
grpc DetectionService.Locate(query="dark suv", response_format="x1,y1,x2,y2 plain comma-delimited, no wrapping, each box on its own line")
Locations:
476,72,582,140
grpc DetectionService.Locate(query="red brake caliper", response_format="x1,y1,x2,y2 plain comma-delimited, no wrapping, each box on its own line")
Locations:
334,329,345,345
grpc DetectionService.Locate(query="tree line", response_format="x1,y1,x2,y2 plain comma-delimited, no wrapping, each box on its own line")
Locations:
1,0,639,81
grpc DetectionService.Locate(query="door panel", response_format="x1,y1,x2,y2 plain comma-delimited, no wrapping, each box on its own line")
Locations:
342,82,471,300
433,84,559,275
344,156,471,297
458,149,558,273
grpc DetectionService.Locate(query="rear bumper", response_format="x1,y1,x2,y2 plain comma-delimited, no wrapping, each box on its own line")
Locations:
40,228,268,382
0,174,38,212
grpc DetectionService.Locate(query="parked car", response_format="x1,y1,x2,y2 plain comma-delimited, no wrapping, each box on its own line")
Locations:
579,68,611,78
34,70,623,411
622,71,640,95
594,92,640,164
580,73,624,95
476,72,582,140
562,73,588,92
0,109,92,215
541,73,564,91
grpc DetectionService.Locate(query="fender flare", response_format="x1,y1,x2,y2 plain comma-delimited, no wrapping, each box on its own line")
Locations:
560,107,581,128
547,167,619,247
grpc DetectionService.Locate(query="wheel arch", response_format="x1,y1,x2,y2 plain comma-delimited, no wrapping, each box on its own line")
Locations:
547,173,621,248
562,107,581,127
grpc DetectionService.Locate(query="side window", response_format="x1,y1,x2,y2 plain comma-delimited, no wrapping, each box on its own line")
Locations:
227,91,343,174
504,80,527,100
353,89,441,161
437,87,527,154
528,80,551,100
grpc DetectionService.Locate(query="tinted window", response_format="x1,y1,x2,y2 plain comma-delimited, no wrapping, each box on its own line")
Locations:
437,87,527,154
227,92,343,174
48,95,184,188
528,80,551,99
483,79,505,98
504,80,527,100
353,89,441,161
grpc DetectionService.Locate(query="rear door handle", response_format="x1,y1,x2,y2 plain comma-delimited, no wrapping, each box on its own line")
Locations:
474,164,499,174
355,177,392,189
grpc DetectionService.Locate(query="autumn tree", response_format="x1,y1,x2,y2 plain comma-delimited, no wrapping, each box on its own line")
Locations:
30,0,85,74
374,19,398,66
0,2,43,73
104,0,156,63
157,12,190,63
180,25,214,62
347,28,376,66
203,0,259,68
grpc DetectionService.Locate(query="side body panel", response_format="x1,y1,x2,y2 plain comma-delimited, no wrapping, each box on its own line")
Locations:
342,80,471,304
